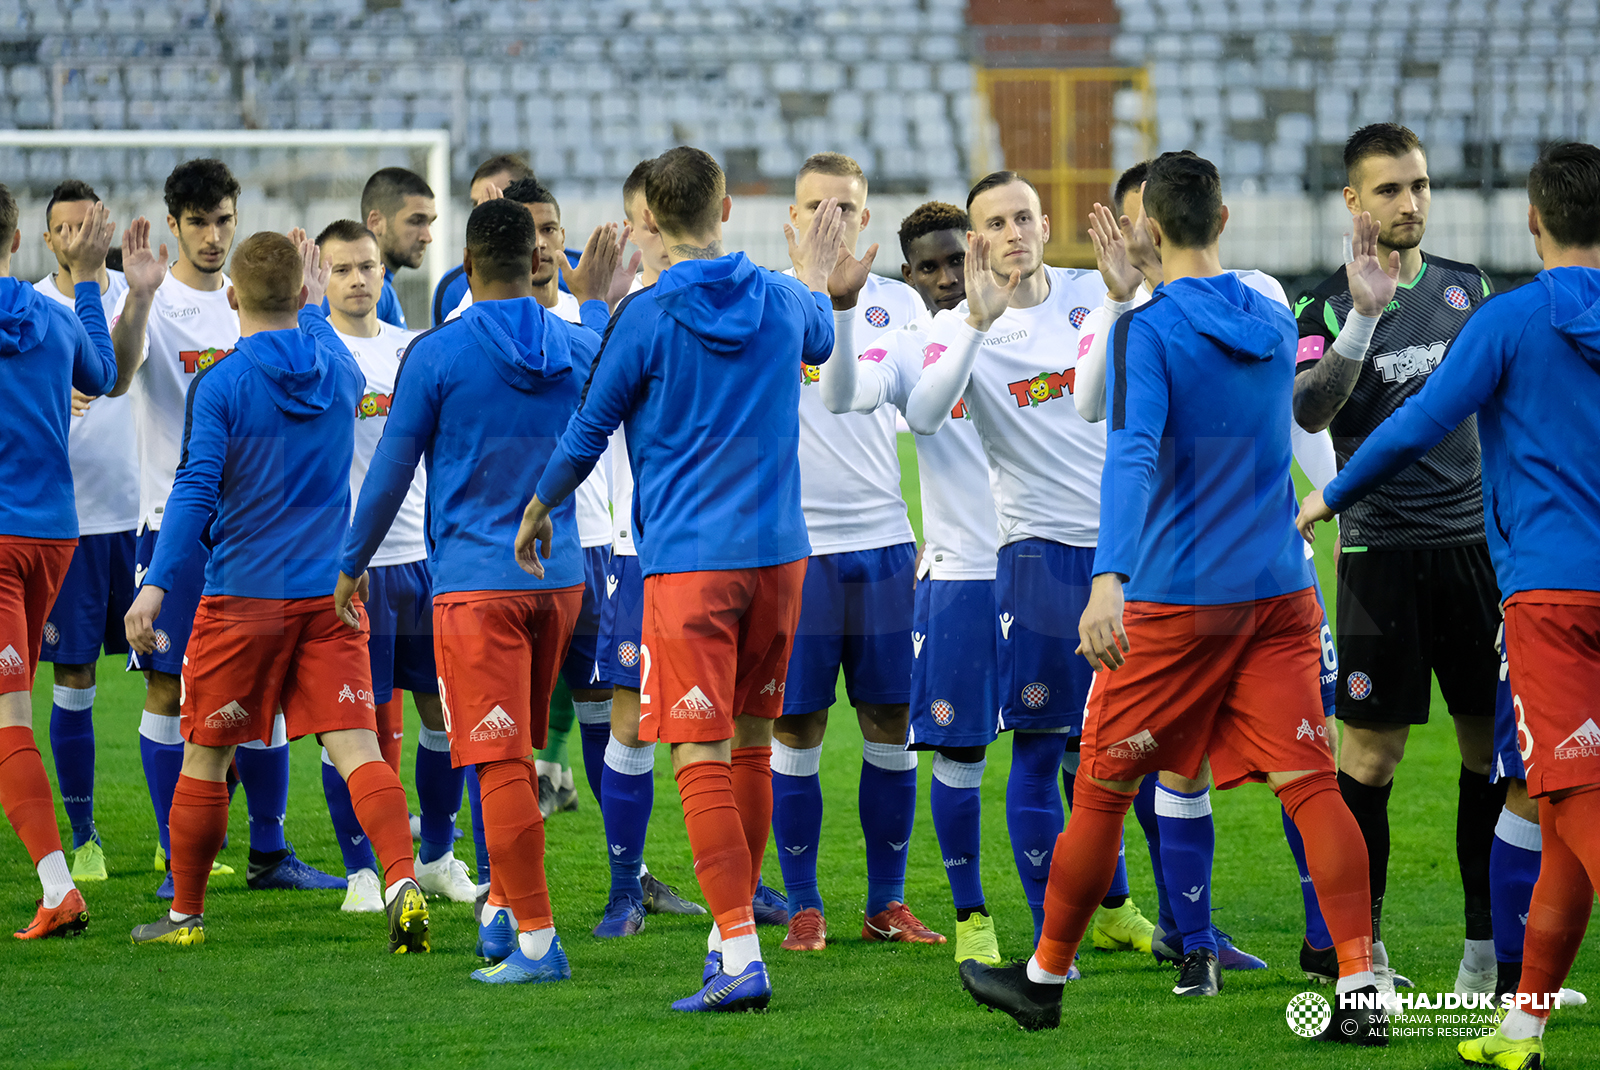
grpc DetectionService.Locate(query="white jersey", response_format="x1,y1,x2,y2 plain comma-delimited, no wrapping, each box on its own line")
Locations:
611,422,636,557
35,271,138,535
119,271,240,530
341,321,427,567
793,271,919,555
448,287,611,547
850,311,998,581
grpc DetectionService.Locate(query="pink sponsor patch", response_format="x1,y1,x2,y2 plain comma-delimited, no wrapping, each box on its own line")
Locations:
1296,336,1324,364
921,342,948,368
860,348,888,363
1078,333,1095,358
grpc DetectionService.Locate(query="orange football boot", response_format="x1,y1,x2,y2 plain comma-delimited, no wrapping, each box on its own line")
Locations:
15,889,89,940
862,901,946,944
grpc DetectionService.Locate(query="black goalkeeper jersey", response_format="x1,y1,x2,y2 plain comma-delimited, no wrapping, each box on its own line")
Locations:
1295,252,1493,549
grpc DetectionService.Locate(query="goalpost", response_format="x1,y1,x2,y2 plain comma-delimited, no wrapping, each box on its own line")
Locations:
0,129,453,305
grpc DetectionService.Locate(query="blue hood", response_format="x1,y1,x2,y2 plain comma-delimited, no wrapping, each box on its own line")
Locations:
1158,273,1294,363
653,252,767,355
463,297,572,392
0,277,49,357
237,326,337,417
1542,266,1600,371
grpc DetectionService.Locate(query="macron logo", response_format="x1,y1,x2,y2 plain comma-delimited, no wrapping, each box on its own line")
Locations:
0,644,24,676
469,705,519,743
204,701,250,729
671,686,716,720
605,574,619,598
912,632,926,658
998,613,1014,640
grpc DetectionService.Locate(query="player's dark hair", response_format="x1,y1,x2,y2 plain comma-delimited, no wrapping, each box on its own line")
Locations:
1113,161,1149,216
230,231,304,314
1528,142,1600,249
360,167,434,223
0,183,17,247
503,177,559,219
164,158,240,221
1344,124,1425,186
797,151,867,188
45,179,100,231
645,146,726,238
966,170,1041,212
315,219,379,248
472,152,534,187
898,201,969,260
465,198,536,285
1143,151,1224,250
623,158,655,209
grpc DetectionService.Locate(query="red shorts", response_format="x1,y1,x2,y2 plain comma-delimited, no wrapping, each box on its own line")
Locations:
1505,591,1600,798
0,537,75,695
639,559,806,745
181,595,377,747
433,587,582,766
1081,588,1334,790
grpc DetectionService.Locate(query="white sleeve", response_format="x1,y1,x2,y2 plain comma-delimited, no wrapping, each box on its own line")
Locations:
905,313,985,435
818,308,897,414
1291,420,1339,491
1073,295,1140,424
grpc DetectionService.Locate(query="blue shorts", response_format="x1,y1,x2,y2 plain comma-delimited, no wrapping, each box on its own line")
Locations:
41,530,137,665
597,553,644,689
365,559,437,704
996,539,1095,733
1491,623,1525,783
128,523,206,676
782,542,916,715
561,544,610,691
907,579,999,750
1314,575,1337,715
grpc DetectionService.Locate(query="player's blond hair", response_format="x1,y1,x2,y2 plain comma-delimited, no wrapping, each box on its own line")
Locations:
797,152,867,189
230,232,304,314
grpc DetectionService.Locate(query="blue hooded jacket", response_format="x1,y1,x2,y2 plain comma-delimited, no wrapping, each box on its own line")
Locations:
0,277,116,539
1327,267,1600,597
1098,272,1314,604
340,296,602,594
536,252,833,577
145,309,363,598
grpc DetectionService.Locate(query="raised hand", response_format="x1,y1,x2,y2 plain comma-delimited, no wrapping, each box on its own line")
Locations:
120,217,169,297
565,222,622,306
606,222,642,308
1087,202,1144,302
1346,211,1400,317
293,229,331,307
785,197,845,295
827,241,879,309
963,233,1019,332
477,180,504,204
62,200,116,284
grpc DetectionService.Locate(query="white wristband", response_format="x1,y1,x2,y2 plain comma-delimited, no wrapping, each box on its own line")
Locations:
1332,310,1379,362
1105,295,1138,316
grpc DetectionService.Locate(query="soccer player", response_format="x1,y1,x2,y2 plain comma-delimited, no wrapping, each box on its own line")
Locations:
0,186,125,938
771,152,937,952
313,219,475,910
342,167,435,330
956,151,1384,1043
431,153,536,326
111,160,340,896
897,171,1110,948
521,146,842,1011
814,200,1009,964
337,199,615,984
31,180,133,883
1298,141,1600,1068
123,231,425,951
1292,123,1500,993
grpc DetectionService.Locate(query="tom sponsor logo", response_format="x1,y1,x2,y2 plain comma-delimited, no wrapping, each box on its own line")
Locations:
178,346,233,374
1372,341,1446,384
1007,368,1077,407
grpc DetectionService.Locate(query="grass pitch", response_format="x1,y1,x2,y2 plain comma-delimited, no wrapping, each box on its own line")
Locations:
2,437,1593,1069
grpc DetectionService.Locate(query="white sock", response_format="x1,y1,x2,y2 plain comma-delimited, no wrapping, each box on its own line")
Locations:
518,925,556,959
1501,1008,1548,1040
383,877,413,906
534,759,560,781
37,851,74,908
560,767,575,790
479,899,515,927
862,739,917,772
1464,937,1496,973
605,734,657,776
1026,954,1069,985
52,685,95,711
573,699,612,726
138,710,182,745
417,727,450,752
1337,970,1378,994
707,922,723,953
770,740,823,777
168,908,197,923
721,932,761,974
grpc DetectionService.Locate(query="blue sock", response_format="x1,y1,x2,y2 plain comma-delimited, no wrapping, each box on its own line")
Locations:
861,741,918,917
321,752,377,874
1008,731,1067,944
1282,804,1331,948
1490,806,1542,964
138,711,184,857
771,741,824,914
466,766,489,887
1131,774,1174,936
1156,783,1216,955
235,726,290,854
1106,833,1131,901
601,734,654,902
578,720,611,806
930,755,986,911
415,728,466,865
50,686,96,848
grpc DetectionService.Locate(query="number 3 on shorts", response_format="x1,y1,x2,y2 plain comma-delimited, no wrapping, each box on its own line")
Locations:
1514,693,1533,762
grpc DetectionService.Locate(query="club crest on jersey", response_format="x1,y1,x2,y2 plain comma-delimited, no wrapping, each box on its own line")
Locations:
1020,682,1049,709
801,362,820,385
864,306,890,328
1008,368,1076,407
1069,306,1090,329
931,699,955,727
179,346,233,374
1443,285,1470,311
357,392,392,419
617,641,639,668
43,622,59,646
153,629,171,654
1347,671,1372,700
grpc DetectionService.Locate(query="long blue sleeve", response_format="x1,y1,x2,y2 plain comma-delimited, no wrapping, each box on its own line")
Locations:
145,373,225,592
578,299,610,337
70,280,116,396
537,327,641,508
1094,312,1169,581
340,346,438,577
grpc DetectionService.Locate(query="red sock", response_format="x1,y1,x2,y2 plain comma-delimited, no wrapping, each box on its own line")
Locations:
376,697,403,773
676,759,755,940
731,746,772,898
1520,789,1600,1015
346,760,417,889
169,774,229,917
1034,771,1135,975
0,726,64,866
477,758,552,932
1276,770,1373,977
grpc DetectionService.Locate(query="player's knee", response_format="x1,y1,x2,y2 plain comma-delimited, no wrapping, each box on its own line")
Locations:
774,708,827,749
935,744,987,765
1454,714,1495,772
1158,769,1209,793
53,662,96,689
412,692,445,732
732,714,774,750
857,702,909,743
321,728,385,776
1338,721,1406,783
144,671,182,717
